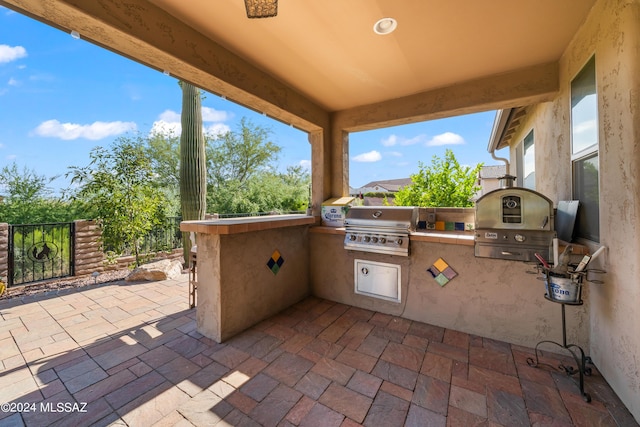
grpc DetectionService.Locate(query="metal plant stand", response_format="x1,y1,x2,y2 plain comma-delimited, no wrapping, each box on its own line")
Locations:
189,251,197,309
527,291,593,402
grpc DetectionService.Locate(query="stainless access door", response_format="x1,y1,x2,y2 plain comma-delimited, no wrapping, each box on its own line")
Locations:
354,259,401,303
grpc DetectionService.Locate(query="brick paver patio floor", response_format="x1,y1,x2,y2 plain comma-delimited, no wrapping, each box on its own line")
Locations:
0,274,637,426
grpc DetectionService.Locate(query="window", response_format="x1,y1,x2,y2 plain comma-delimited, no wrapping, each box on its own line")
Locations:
571,56,599,242
522,131,535,190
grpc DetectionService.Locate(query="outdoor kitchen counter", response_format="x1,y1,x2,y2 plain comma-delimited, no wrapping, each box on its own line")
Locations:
309,226,474,246
181,214,316,235
309,225,591,353
180,214,314,343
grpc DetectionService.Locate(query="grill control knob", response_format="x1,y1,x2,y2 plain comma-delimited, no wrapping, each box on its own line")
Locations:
380,237,387,244
371,237,378,243
363,236,371,242
349,234,356,241
395,238,403,245
514,234,526,242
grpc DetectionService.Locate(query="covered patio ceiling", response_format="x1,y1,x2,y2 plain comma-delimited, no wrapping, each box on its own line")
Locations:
1,0,596,133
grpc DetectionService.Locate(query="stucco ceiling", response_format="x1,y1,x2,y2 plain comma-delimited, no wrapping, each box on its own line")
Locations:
145,0,595,111
2,0,596,123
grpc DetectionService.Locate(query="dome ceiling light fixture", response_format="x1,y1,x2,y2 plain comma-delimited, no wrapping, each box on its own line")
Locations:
373,17,397,35
244,0,278,18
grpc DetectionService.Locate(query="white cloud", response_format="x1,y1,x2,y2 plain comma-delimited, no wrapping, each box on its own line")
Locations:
204,123,231,136
150,108,231,138
6,154,17,160
352,150,382,162
387,151,402,157
150,120,181,137
0,44,27,64
381,134,425,147
426,132,465,146
299,160,311,170
32,119,137,140
202,107,231,122
381,135,398,147
8,78,18,86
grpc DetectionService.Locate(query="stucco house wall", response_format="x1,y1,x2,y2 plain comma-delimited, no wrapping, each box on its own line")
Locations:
505,0,640,418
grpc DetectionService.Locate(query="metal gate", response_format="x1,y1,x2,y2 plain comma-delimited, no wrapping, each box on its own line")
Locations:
8,222,75,287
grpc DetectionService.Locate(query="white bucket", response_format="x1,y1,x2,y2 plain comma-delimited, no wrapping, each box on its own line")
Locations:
547,275,581,302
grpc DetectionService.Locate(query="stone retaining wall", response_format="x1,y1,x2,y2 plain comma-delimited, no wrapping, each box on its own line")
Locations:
0,223,8,283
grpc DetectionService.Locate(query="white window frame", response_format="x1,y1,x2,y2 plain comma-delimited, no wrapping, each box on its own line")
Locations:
570,55,600,243
519,130,535,190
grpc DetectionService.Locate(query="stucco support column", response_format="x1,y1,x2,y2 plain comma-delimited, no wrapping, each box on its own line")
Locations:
329,116,350,198
309,130,329,216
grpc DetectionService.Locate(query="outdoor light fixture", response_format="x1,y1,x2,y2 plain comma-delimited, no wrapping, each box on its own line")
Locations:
244,0,278,18
70,30,80,39
373,18,397,35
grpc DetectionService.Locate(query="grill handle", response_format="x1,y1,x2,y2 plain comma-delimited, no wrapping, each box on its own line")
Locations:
540,216,549,229
501,251,521,256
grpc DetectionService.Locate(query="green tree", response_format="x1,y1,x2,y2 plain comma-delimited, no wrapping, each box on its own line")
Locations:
67,138,169,266
179,82,207,263
395,149,482,207
207,117,280,189
146,131,181,216
143,116,310,217
205,118,311,215
0,162,89,224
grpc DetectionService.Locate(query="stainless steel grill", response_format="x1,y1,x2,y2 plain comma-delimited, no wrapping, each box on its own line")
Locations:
344,206,418,256
474,186,556,262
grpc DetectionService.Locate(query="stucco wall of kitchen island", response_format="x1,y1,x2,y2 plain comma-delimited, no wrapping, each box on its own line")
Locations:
309,226,591,351
181,215,315,342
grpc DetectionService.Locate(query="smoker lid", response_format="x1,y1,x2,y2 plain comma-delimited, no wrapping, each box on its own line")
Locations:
345,206,418,229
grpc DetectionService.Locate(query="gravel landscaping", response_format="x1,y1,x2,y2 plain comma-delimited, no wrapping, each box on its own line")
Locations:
0,269,132,300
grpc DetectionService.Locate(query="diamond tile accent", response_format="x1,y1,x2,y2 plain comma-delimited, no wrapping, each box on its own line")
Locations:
428,258,458,287
266,249,285,275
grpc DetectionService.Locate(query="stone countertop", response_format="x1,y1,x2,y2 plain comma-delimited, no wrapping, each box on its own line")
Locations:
180,214,316,235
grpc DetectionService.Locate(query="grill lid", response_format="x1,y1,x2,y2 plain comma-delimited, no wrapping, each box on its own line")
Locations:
344,206,418,231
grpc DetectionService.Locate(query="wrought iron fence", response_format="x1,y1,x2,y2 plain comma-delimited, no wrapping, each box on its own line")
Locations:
103,216,183,256
139,216,183,254
8,222,74,287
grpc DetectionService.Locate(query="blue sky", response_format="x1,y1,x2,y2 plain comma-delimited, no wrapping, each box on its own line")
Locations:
0,6,501,195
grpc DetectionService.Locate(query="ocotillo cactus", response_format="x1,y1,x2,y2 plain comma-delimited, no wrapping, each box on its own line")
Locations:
179,81,207,264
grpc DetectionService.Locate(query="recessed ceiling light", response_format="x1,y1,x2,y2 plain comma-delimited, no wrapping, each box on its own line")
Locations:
373,18,397,35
